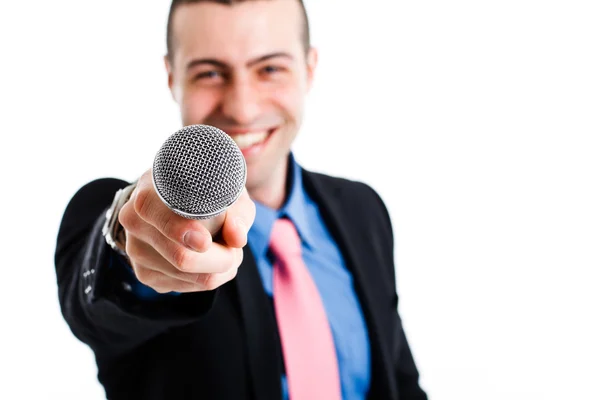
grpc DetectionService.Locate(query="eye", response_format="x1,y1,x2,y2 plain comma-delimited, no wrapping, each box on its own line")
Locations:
194,70,224,81
261,65,284,75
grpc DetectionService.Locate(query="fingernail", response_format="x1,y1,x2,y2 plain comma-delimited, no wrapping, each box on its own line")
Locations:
183,231,207,252
235,218,248,235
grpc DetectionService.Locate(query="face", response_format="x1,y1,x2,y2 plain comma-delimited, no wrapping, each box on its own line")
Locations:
166,0,317,203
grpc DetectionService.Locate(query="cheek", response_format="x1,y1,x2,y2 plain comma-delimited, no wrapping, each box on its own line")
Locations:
269,81,306,122
181,89,220,124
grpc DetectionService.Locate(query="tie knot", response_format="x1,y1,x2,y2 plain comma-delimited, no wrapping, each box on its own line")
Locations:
270,218,302,258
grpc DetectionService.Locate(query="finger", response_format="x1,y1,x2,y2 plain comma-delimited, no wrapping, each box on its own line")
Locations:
198,264,241,291
126,236,207,284
130,254,241,293
126,220,243,274
121,196,212,254
220,188,256,248
131,267,208,294
145,268,239,293
132,171,212,252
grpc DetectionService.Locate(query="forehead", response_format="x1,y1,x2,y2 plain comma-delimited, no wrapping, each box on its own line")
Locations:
171,1,304,66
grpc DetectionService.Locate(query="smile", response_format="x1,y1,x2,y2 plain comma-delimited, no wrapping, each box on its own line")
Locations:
228,127,277,156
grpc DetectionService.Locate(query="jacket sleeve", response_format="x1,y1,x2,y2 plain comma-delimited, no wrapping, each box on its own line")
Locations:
54,178,217,359
391,308,428,399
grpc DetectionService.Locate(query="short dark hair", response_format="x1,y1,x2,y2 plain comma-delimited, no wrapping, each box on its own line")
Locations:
166,0,311,63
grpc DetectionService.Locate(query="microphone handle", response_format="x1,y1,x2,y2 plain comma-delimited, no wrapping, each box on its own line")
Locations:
203,212,227,238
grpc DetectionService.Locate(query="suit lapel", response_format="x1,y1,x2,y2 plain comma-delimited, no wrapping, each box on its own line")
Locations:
231,168,397,399
234,245,282,400
302,170,396,399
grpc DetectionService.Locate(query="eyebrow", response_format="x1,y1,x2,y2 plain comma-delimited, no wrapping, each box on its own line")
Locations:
186,52,294,71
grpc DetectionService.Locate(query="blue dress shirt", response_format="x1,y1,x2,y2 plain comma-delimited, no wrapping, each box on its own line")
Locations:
247,157,371,400
115,155,371,399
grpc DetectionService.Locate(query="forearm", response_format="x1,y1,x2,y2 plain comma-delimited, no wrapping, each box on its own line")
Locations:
55,179,216,358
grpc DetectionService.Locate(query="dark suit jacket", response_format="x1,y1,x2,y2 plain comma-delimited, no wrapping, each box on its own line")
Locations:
55,169,427,400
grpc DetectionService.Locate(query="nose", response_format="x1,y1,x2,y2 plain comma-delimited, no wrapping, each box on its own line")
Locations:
221,77,262,126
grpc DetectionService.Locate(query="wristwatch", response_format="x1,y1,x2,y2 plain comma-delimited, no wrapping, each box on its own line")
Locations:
102,181,138,257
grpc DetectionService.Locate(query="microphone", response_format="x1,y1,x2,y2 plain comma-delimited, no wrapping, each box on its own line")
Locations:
152,124,247,235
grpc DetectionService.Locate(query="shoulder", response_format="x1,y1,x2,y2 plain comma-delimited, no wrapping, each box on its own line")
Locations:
57,178,130,243
303,170,394,237
62,178,130,221
304,170,382,200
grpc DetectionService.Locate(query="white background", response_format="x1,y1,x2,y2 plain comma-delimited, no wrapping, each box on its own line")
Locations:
1,1,599,399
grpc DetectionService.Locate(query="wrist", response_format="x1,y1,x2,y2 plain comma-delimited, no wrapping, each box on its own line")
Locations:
102,181,137,257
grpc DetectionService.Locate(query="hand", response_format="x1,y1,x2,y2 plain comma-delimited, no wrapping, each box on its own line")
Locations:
118,169,256,293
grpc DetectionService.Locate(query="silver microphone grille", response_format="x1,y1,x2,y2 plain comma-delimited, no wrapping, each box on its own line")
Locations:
152,124,246,219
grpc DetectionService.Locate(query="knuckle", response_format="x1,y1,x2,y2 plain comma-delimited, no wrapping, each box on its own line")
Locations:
193,273,206,286
117,202,133,231
134,267,152,286
129,262,141,276
124,240,140,260
201,269,237,291
203,274,219,291
154,286,170,294
228,267,239,281
171,246,192,271
133,188,152,220
126,240,153,264
157,211,177,238
178,281,200,293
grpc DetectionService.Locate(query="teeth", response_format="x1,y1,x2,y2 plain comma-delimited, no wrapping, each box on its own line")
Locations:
230,131,269,149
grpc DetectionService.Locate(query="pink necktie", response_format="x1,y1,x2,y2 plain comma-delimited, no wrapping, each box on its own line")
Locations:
270,218,342,400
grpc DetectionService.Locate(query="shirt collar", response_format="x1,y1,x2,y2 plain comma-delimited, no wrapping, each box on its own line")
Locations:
248,154,315,258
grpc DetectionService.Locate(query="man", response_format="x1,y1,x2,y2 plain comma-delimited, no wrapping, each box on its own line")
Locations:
55,0,428,399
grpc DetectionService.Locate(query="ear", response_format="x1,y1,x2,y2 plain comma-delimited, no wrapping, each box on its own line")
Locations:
164,55,177,101
305,47,318,91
